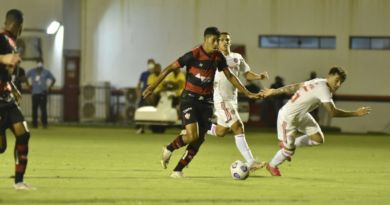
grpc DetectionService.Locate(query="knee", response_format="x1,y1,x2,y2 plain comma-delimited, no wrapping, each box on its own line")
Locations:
310,133,324,145
16,132,30,145
215,129,226,138
185,131,199,143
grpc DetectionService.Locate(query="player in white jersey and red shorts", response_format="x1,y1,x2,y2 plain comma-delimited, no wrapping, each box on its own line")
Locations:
260,67,371,176
209,32,269,170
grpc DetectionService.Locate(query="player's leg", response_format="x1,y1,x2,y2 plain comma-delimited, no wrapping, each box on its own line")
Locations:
0,129,7,154
9,107,33,189
170,101,212,177
267,117,297,176
161,100,199,169
294,113,324,147
230,120,265,170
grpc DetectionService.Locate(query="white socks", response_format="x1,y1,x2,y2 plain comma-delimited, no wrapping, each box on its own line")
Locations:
207,124,217,136
234,134,255,165
269,149,287,167
294,135,321,147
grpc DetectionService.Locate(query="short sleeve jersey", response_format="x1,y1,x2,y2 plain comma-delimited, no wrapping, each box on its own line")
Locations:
174,45,228,99
213,52,250,103
280,78,333,120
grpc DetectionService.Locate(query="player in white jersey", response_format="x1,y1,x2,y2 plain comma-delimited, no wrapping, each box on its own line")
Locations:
260,67,371,176
208,32,269,170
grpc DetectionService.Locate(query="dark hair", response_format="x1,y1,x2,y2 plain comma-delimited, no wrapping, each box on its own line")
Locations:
328,66,347,82
204,27,220,37
6,9,23,25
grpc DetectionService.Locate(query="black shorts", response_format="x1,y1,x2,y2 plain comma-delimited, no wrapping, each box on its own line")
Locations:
0,105,25,131
180,99,213,133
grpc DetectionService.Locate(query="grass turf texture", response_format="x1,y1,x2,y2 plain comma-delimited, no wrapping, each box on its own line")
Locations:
0,126,389,205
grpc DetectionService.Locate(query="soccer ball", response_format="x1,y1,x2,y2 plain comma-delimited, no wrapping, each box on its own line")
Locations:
230,160,249,180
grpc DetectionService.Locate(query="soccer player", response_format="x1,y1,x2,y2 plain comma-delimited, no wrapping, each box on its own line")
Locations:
143,27,261,178
260,67,371,176
207,32,269,170
0,9,34,190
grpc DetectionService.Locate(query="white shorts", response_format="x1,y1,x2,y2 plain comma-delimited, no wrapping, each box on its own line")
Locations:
277,112,322,148
214,100,241,128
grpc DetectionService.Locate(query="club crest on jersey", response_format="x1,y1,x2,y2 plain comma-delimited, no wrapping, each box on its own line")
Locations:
233,58,238,63
199,63,203,67
184,113,191,120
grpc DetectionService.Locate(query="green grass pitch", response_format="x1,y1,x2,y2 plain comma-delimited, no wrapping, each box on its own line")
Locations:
1,126,389,205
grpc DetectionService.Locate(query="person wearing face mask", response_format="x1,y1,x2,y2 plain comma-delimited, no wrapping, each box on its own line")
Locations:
260,67,371,176
135,59,155,134
136,58,155,107
26,58,56,128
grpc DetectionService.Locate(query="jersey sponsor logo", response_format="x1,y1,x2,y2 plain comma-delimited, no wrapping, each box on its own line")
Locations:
195,73,212,83
184,113,191,120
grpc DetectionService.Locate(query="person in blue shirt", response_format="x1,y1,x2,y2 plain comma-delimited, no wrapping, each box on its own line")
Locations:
26,59,56,128
135,58,155,134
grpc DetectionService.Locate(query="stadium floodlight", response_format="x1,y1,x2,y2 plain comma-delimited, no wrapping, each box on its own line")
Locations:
46,21,61,35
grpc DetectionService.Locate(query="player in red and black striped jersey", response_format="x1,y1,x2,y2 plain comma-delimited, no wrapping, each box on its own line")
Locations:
0,9,34,190
143,27,261,178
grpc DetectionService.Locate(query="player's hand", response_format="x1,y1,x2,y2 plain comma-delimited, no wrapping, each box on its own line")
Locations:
259,88,275,98
246,92,260,99
260,71,269,80
355,106,372,116
142,86,154,98
2,53,21,66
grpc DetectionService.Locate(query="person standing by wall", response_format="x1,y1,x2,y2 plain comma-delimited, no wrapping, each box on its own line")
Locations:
26,59,56,128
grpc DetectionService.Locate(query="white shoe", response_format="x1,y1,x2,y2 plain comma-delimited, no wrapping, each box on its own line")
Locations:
14,182,36,190
179,129,187,136
161,146,172,169
170,171,184,178
248,160,267,172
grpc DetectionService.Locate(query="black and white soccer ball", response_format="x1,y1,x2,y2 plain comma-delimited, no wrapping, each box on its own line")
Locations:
230,160,249,180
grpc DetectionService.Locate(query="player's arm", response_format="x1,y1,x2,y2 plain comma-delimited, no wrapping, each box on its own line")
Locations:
322,101,371,117
244,71,269,81
143,63,178,98
261,83,304,98
222,68,259,99
0,54,21,66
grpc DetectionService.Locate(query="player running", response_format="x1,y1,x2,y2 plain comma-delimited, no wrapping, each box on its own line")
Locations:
0,9,34,190
207,32,268,170
260,67,371,176
143,27,261,178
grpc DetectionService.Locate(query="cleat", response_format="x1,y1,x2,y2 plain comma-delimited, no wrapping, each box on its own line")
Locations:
13,182,36,190
249,161,267,172
170,171,184,178
266,164,282,176
278,141,291,162
161,146,172,169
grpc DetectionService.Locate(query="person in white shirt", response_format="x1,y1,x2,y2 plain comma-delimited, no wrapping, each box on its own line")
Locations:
208,32,269,170
260,67,371,176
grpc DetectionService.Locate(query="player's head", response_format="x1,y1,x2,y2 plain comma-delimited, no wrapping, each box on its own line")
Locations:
327,66,347,93
4,9,24,38
218,32,231,53
203,27,220,53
